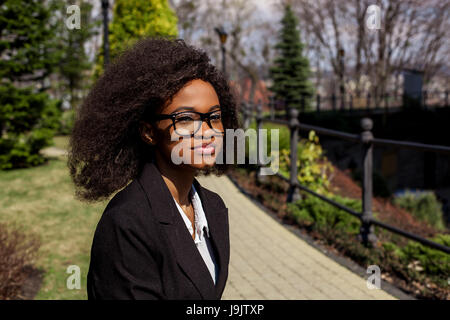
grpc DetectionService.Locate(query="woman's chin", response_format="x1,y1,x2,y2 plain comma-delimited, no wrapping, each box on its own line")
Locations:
186,155,218,170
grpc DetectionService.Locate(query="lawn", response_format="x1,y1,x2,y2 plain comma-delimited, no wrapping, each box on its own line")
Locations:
52,135,70,150
0,136,108,299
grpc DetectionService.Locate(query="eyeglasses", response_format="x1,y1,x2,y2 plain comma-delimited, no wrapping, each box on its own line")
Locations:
153,110,224,136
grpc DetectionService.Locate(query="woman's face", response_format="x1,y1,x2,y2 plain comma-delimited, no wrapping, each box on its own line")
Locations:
142,79,224,172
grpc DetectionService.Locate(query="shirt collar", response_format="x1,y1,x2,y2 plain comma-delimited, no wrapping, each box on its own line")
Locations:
172,183,210,244
190,183,210,242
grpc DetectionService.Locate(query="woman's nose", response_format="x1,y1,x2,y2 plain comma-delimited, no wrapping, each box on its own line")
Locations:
195,120,215,138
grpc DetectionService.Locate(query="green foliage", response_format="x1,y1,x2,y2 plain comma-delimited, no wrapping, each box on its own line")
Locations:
286,193,361,234
0,0,62,170
269,3,314,111
58,109,76,135
245,122,290,172
248,121,290,154
0,85,61,169
381,241,404,257
245,123,332,194
401,234,450,278
268,123,290,153
49,0,98,110
393,190,446,230
279,131,333,195
0,0,58,82
95,0,178,76
382,235,450,281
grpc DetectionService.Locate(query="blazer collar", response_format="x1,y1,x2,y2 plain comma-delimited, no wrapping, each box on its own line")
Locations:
136,161,229,299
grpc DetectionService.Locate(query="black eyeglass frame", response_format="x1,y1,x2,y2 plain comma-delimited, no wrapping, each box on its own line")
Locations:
152,110,225,136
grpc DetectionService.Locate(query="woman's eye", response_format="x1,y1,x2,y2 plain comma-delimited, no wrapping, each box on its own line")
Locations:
177,116,194,122
211,114,221,120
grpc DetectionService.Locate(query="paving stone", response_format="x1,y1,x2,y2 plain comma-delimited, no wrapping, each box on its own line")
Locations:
198,175,397,300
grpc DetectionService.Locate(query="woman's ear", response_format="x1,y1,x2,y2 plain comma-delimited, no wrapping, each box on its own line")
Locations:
139,121,157,146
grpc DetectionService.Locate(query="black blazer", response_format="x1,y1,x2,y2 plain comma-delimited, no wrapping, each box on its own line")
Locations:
87,161,230,300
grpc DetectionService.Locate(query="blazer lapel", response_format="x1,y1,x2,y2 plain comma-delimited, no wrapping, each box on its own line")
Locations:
192,178,229,299
137,161,228,299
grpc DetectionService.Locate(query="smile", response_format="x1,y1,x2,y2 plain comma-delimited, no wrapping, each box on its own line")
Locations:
192,143,215,154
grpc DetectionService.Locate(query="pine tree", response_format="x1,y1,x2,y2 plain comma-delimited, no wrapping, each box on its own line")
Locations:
0,0,61,169
50,0,98,110
95,0,178,76
269,3,314,111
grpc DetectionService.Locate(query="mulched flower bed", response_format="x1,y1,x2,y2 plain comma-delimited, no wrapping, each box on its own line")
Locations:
227,165,449,300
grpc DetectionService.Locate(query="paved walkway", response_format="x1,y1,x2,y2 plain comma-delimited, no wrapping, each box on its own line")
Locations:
197,174,397,300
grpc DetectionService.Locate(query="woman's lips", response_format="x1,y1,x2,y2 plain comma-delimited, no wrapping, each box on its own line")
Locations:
192,143,215,154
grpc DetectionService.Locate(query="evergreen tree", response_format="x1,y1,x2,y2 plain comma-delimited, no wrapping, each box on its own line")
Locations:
0,0,61,169
50,0,98,110
95,0,178,76
269,3,314,111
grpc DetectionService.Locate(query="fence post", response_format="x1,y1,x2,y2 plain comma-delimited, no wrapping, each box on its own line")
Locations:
248,101,254,129
423,90,427,109
331,93,336,111
445,90,449,108
255,102,267,184
358,118,378,247
287,107,301,203
384,93,389,111
316,94,321,113
301,95,306,113
242,102,250,130
269,95,275,120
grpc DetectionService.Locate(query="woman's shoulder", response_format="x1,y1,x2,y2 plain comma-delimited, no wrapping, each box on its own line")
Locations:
193,178,228,210
95,179,156,235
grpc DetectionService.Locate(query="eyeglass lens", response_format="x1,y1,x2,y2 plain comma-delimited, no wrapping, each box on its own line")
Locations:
174,111,223,136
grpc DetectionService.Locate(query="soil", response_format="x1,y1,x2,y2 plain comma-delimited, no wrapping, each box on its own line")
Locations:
18,266,44,300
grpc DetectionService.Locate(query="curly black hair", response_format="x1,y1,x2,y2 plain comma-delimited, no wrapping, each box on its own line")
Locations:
68,36,240,202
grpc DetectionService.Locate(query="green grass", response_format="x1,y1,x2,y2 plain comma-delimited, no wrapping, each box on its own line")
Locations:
0,136,108,299
52,135,70,150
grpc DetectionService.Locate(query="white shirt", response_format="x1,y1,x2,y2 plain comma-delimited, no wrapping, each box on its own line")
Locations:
172,183,219,285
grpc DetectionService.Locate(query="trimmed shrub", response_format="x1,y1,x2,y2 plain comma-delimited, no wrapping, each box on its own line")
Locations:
0,222,40,299
401,234,450,279
0,84,61,170
286,193,361,235
393,190,446,230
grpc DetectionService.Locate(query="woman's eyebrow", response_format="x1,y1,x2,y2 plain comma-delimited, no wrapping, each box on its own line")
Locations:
172,104,220,112
209,104,221,110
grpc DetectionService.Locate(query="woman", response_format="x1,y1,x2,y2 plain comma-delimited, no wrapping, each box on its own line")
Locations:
68,37,239,300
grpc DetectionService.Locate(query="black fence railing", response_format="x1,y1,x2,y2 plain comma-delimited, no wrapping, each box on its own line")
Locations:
240,102,450,254
248,90,449,115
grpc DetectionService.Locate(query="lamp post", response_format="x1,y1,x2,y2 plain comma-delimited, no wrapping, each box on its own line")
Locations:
338,48,345,109
101,0,110,68
214,26,228,76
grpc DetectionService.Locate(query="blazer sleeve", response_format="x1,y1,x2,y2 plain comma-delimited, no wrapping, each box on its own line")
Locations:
87,204,166,300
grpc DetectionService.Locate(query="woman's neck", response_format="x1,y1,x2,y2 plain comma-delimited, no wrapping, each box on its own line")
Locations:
154,154,195,207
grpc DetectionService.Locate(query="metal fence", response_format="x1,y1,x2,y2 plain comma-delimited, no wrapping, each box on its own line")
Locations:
241,101,450,254
253,90,450,115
